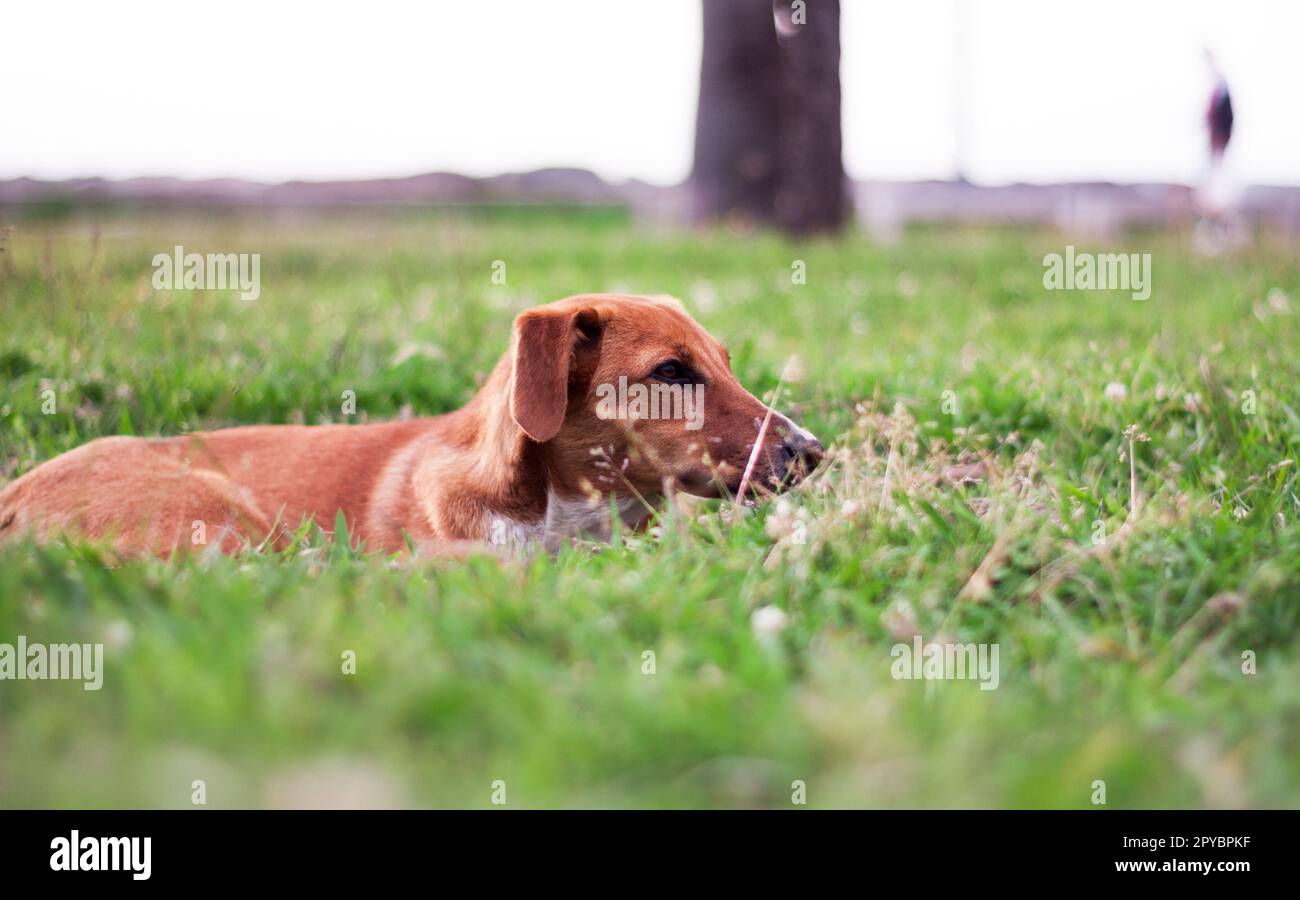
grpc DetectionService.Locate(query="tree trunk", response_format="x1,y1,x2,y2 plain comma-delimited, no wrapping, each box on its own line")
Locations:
692,0,782,225
773,0,846,235
692,0,846,236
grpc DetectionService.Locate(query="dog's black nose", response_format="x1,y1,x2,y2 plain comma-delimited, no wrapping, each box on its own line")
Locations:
780,431,825,476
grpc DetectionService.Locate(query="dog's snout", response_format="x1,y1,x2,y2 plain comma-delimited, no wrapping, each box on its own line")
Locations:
780,430,825,474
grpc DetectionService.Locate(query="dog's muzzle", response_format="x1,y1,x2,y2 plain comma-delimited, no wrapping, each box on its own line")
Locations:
775,430,825,485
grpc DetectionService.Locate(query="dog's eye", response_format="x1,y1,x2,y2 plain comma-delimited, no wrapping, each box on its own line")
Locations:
650,360,691,383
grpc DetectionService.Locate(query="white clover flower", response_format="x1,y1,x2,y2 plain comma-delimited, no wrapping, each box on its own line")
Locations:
751,605,788,637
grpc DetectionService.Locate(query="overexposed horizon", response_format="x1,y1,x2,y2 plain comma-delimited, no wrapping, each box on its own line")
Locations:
4,0,1298,186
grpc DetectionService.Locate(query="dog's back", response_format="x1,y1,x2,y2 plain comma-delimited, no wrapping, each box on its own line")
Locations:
0,419,439,556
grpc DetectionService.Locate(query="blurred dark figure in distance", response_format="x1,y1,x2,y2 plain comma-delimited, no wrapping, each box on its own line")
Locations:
1196,50,1244,254
1206,56,1233,166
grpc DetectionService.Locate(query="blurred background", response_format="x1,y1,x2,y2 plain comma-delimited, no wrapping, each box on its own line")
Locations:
4,0,1299,237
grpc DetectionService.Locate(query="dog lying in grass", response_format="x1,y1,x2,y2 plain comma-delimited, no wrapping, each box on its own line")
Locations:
0,294,823,557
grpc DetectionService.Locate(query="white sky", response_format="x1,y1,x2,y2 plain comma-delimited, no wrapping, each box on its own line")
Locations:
3,0,1297,185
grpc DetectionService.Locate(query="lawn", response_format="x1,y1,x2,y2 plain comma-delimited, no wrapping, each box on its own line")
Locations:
0,207,1297,808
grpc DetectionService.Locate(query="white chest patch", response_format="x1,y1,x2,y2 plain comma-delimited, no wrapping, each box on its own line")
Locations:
543,492,648,541
484,493,650,551
485,516,543,549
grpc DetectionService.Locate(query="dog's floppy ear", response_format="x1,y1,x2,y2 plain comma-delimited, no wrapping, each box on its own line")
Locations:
510,306,601,442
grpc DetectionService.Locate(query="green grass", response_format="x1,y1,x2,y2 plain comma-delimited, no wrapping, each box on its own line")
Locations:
1,208,1298,808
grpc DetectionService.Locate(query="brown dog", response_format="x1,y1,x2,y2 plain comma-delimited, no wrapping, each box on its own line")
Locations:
0,294,823,557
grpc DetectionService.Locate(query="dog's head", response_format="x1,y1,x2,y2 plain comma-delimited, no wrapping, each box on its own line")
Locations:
508,294,823,502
